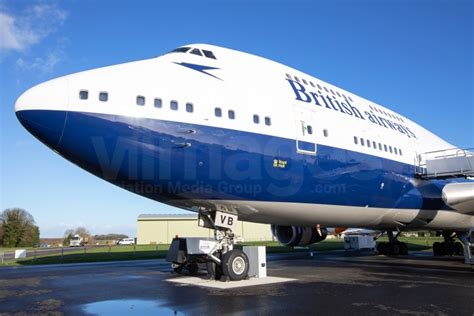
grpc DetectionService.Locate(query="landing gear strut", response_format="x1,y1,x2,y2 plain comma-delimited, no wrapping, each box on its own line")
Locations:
432,232,464,256
376,231,408,256
166,210,250,281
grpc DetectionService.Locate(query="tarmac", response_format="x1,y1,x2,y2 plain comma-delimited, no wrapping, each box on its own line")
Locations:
0,251,473,315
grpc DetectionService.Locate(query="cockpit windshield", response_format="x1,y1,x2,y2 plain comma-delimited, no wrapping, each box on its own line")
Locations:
168,47,217,59
170,47,191,53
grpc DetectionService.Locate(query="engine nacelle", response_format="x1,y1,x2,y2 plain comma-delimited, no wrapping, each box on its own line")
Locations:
271,225,328,247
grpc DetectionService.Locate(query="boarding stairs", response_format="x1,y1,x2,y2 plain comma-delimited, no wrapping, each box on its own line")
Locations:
416,148,474,180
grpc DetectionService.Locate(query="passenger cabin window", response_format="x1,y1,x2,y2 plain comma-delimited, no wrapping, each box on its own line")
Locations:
79,90,88,100
384,144,388,152
389,146,393,153
306,125,313,134
302,79,308,85
190,48,202,56
399,149,403,155
202,50,216,59
137,96,145,106
170,100,178,110
367,140,371,148
394,148,398,155
99,92,108,102
253,115,260,124
228,110,235,119
360,138,365,146
264,117,271,126
215,107,222,117
372,141,377,149
286,73,292,80
323,129,329,137
186,103,193,113
154,98,162,108
354,136,358,145
379,143,382,150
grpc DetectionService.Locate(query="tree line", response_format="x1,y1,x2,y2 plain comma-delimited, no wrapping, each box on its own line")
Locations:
0,208,40,247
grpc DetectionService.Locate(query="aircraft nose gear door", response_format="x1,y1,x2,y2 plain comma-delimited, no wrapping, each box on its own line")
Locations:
293,106,317,155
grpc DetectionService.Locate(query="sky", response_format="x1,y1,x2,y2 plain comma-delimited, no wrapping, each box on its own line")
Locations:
0,0,472,238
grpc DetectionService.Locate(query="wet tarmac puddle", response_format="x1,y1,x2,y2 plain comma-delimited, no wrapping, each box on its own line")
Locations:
83,299,182,315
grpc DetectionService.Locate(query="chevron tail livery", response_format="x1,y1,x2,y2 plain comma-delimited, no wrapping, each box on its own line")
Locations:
15,44,474,279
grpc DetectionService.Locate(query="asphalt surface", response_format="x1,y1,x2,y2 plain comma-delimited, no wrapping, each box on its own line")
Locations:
0,251,473,315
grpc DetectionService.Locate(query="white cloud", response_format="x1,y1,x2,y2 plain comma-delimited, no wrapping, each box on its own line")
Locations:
0,3,67,53
0,3,67,52
16,44,65,74
0,3,70,74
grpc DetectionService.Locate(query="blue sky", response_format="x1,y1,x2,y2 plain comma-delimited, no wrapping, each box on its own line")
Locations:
1,0,472,238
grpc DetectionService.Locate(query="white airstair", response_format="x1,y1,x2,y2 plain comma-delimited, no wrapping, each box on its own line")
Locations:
416,148,474,179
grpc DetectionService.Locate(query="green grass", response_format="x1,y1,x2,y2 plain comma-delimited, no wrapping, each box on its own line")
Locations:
0,236,443,266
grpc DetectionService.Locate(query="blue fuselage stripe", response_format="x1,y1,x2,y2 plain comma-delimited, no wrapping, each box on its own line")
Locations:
23,110,456,211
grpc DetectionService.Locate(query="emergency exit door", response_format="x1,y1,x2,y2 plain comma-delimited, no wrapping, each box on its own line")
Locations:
293,106,317,155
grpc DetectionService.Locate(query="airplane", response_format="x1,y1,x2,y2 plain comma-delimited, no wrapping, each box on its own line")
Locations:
15,44,474,280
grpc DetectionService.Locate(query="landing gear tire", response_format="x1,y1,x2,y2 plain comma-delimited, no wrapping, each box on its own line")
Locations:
221,249,249,281
433,242,443,256
453,242,464,256
377,242,388,255
388,242,400,255
187,263,199,276
173,266,184,274
399,242,408,255
377,241,407,256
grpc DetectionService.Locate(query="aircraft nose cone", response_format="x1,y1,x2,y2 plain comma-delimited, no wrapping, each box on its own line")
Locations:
16,110,67,149
15,78,69,148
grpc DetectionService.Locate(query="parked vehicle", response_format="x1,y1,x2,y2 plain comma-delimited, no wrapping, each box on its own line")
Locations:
70,234,84,247
117,238,135,245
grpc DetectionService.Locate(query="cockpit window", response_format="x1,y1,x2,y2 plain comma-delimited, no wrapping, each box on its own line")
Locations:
202,50,216,59
170,46,217,60
170,47,191,53
190,48,203,56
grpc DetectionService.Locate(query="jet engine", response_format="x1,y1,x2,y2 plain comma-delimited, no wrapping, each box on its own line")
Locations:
271,225,328,247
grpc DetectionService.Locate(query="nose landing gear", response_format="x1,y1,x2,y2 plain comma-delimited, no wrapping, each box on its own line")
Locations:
166,210,250,281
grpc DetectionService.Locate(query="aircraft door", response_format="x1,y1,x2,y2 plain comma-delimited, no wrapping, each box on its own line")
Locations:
292,106,317,155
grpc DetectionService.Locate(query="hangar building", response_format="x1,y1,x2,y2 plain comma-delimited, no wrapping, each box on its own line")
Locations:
137,214,274,245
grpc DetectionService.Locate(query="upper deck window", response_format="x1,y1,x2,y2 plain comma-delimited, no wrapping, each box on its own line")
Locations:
202,50,217,59
170,47,190,53
215,107,222,117
228,110,235,119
